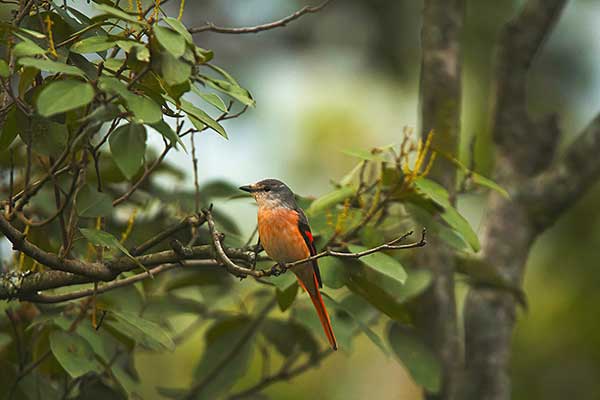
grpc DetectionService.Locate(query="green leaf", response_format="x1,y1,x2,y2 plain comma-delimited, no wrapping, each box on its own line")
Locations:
70,35,115,53
15,26,46,39
180,99,227,138
276,282,298,311
194,317,256,399
79,228,144,273
36,79,95,117
154,26,186,58
271,270,297,292
293,295,354,350
98,76,161,124
76,184,113,217
348,244,407,284
440,206,480,252
150,119,187,151
16,112,68,157
18,57,85,77
414,177,480,251
346,264,432,321
322,292,389,355
154,49,191,86
94,4,145,25
471,172,510,199
307,185,356,215
0,59,8,78
342,148,389,162
80,228,126,253
202,76,255,107
261,318,319,357
108,123,146,179
414,177,450,208
49,330,102,378
76,324,119,364
0,107,18,151
191,85,228,112
13,39,46,58
163,17,193,43
116,40,149,61
107,309,175,351
319,256,347,289
0,332,11,348
387,322,442,393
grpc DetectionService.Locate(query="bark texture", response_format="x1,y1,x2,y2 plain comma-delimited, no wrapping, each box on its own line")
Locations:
417,1,464,399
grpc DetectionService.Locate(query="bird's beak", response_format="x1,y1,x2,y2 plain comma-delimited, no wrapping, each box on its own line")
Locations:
239,184,254,193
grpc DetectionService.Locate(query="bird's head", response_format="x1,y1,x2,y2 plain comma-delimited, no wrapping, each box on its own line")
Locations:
239,179,296,209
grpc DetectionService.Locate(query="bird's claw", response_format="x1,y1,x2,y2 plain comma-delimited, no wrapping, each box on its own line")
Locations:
270,264,286,276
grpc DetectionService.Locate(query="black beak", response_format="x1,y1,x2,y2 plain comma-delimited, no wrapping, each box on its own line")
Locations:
239,185,254,193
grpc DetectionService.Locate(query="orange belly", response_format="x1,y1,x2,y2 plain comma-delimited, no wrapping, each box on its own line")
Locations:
258,207,309,263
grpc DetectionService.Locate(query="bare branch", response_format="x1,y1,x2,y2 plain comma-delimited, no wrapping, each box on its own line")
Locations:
0,214,114,279
24,260,217,304
228,349,333,399
524,112,600,231
189,1,330,34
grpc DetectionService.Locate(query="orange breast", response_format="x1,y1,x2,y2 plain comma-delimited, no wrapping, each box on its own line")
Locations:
258,207,310,263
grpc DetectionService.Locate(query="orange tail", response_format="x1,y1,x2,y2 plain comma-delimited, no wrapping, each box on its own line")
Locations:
296,272,337,350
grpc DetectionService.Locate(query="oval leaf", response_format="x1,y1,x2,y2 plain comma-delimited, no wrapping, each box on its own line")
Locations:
107,310,175,352
76,184,113,217
109,123,147,179
154,26,186,58
49,330,102,378
36,80,95,117
71,35,115,53
307,185,356,215
18,57,85,77
348,244,407,284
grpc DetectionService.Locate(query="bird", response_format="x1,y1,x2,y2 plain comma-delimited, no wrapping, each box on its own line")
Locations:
240,179,337,350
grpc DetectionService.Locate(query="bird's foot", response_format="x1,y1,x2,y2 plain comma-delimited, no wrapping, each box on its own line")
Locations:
270,263,287,276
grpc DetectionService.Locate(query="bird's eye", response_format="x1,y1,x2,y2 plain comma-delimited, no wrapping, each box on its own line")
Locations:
264,187,271,192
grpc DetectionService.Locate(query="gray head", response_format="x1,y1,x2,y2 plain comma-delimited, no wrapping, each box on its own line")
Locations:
239,179,297,209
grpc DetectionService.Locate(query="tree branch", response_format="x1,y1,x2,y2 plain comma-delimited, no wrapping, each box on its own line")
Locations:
416,1,464,399
188,1,331,34
461,2,568,400
524,112,600,230
0,209,424,302
0,214,114,280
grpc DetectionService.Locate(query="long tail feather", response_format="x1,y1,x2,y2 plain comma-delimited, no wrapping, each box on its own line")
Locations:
296,271,337,350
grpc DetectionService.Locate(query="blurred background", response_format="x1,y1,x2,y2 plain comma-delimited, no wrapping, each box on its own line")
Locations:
135,0,600,399
2,0,599,399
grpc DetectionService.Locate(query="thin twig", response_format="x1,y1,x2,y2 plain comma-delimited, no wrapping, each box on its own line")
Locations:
228,349,333,399
112,144,173,206
189,1,331,34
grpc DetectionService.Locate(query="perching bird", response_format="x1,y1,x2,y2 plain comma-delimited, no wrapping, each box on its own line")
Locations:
240,179,337,350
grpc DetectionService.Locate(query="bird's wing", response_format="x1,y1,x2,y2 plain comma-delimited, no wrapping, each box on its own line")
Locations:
296,207,322,288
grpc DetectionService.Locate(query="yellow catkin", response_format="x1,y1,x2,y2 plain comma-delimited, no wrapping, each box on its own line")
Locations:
364,180,382,221
422,152,437,177
44,15,57,57
91,282,98,329
177,0,185,21
128,0,133,11
326,210,334,228
151,0,160,22
18,224,30,271
335,198,351,233
120,208,138,244
136,0,144,20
